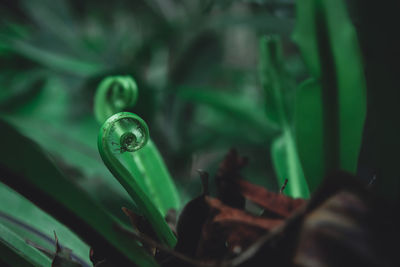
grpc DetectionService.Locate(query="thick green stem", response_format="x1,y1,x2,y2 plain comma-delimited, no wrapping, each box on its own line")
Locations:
261,36,310,198
98,112,176,247
94,75,180,215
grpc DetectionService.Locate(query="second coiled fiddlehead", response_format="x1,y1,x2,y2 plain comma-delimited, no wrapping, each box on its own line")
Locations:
94,76,138,123
94,75,180,248
94,76,180,216
98,112,176,247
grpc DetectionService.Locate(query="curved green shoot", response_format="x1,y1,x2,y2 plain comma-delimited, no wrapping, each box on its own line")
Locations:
94,76,180,216
98,112,177,247
260,35,310,198
94,76,138,124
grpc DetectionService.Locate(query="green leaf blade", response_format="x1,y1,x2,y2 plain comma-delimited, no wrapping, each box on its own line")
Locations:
259,35,310,198
293,0,366,188
134,140,181,215
294,79,324,193
0,183,91,266
272,131,310,198
177,87,279,134
0,119,159,266
0,223,52,267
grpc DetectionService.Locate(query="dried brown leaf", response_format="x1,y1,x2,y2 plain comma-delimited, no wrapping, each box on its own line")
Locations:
238,179,306,218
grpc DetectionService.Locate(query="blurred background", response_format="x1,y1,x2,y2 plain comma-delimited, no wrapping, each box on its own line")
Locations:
0,0,305,207
3,0,400,265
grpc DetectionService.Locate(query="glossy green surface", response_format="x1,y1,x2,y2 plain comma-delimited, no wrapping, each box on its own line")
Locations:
259,36,310,198
94,76,181,216
0,223,52,267
0,183,90,266
293,0,366,192
98,112,177,247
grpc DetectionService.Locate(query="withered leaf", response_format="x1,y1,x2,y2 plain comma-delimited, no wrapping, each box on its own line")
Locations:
293,173,400,267
174,187,210,257
195,197,285,261
215,149,248,209
233,172,399,267
167,148,398,267
206,197,283,231
238,179,306,218
121,207,158,240
121,207,158,255
294,190,378,267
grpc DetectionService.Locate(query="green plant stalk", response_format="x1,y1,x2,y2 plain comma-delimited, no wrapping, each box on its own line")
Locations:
98,112,177,247
94,76,180,215
283,127,307,196
260,36,310,198
134,141,181,212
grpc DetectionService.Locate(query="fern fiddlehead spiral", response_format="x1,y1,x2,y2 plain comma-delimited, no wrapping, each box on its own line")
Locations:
98,112,176,247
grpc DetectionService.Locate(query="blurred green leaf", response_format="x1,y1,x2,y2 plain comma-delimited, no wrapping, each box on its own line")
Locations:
9,40,106,77
0,223,52,267
0,70,46,110
190,105,271,145
259,36,288,125
0,119,158,266
259,35,310,198
294,79,324,192
177,87,279,134
0,183,90,266
0,0,304,213
133,140,181,215
271,132,309,198
293,0,366,191
2,77,136,222
208,13,295,36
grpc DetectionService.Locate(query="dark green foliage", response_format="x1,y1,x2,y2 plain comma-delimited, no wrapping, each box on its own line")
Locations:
0,0,398,265
293,0,366,192
0,119,157,266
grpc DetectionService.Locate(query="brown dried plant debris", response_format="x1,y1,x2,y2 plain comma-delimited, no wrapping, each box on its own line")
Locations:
215,149,248,209
111,149,399,267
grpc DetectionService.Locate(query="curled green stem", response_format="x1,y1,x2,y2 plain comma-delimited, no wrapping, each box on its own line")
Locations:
97,112,176,247
94,76,138,123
